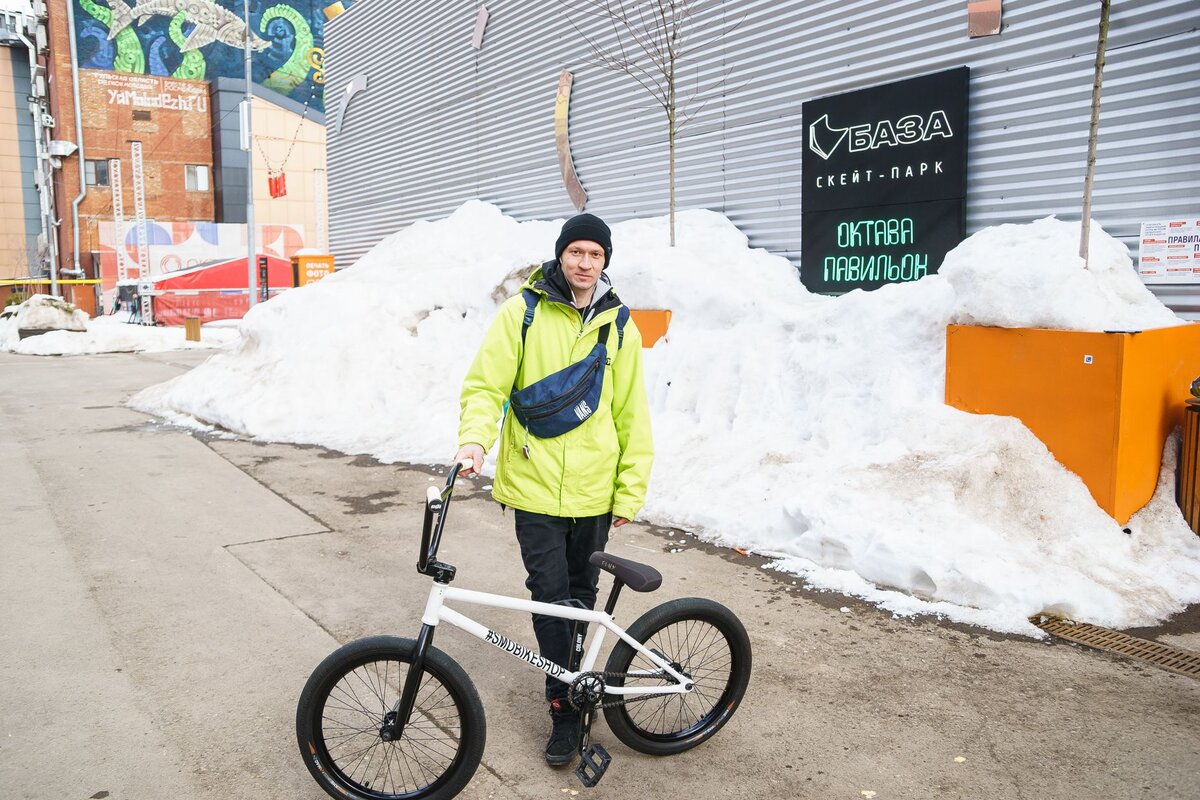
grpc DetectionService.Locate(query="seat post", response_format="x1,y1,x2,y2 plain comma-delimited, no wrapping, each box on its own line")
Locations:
603,578,625,616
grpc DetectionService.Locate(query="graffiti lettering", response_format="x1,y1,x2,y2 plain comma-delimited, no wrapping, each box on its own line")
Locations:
107,88,208,112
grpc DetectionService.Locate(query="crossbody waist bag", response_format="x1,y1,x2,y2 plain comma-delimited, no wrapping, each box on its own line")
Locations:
509,289,628,439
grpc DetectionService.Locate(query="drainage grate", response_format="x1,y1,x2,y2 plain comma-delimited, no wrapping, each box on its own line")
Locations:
1032,615,1200,679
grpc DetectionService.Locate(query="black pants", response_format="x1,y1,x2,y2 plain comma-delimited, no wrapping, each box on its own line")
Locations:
514,509,612,703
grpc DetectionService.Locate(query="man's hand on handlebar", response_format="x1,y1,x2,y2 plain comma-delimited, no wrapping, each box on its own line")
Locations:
454,444,485,476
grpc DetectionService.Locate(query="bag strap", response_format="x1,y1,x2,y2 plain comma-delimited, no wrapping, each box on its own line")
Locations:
520,288,538,346
520,288,627,350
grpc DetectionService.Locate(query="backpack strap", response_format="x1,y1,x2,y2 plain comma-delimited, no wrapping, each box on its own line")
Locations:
616,305,629,349
520,288,538,346
521,290,628,350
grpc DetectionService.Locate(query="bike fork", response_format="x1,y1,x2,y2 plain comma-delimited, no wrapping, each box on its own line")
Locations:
381,623,435,742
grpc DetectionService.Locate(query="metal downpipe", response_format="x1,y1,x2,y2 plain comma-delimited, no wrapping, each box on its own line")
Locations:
65,0,87,279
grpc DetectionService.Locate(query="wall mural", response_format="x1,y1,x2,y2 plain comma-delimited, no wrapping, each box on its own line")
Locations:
96,219,306,290
73,0,341,112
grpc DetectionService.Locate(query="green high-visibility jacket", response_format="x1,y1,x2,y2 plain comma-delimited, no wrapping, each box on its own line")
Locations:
458,265,654,520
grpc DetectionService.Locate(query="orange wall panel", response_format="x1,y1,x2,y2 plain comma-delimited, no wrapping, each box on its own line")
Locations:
629,309,672,348
946,324,1200,524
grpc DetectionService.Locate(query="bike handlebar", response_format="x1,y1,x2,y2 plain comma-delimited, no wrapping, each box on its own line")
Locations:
418,459,475,574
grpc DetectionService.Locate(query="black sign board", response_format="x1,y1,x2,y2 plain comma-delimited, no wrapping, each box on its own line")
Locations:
801,199,965,294
801,67,970,293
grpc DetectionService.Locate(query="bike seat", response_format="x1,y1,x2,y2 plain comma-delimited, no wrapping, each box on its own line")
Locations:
589,552,662,592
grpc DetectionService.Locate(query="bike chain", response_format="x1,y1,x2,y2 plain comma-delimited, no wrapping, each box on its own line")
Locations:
568,670,672,711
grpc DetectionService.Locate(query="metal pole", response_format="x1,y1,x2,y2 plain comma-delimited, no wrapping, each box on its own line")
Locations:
243,0,256,306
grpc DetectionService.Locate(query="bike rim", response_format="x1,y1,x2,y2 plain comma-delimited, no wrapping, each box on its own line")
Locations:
620,617,737,741
317,657,466,799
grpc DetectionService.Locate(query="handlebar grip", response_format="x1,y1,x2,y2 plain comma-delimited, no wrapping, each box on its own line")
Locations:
459,457,475,471
426,485,442,507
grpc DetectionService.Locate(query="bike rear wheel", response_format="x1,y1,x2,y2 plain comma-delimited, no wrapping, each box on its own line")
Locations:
602,597,751,756
296,635,485,800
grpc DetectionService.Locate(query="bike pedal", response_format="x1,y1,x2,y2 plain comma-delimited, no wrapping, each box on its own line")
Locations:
574,743,612,788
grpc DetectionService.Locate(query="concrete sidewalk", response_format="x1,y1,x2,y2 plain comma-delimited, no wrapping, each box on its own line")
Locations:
1,350,1197,800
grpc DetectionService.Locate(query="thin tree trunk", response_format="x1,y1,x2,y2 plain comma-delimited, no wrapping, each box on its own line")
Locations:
667,64,677,247
1079,0,1111,266
669,114,676,247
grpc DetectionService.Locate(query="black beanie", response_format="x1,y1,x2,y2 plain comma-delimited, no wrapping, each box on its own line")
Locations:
555,213,613,268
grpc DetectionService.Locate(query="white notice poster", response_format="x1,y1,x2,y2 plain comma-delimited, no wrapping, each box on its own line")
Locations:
1139,219,1200,283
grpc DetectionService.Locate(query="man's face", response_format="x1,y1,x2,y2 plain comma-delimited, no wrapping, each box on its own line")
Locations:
560,240,606,295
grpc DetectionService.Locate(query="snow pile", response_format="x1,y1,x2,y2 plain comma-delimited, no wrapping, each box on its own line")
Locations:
2,293,89,333
941,217,1184,331
132,201,1200,635
1,298,239,356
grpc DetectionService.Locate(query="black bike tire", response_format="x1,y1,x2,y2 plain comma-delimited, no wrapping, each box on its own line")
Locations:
602,598,751,756
296,635,486,800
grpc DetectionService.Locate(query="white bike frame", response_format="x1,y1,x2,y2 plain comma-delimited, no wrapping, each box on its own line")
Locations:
420,581,693,697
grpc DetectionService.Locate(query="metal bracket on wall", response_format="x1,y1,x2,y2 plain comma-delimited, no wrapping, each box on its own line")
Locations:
967,0,1001,38
555,71,588,212
471,4,490,50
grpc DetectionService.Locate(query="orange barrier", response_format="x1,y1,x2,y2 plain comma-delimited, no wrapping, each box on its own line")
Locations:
945,323,1200,524
629,309,672,348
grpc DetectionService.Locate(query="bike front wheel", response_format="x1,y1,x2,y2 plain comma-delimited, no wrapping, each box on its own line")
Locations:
602,597,751,756
296,635,485,800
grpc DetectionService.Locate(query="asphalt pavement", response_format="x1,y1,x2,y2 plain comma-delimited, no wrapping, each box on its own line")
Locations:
1,349,1197,800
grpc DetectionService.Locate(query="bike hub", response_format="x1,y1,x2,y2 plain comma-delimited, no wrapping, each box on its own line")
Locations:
379,710,398,741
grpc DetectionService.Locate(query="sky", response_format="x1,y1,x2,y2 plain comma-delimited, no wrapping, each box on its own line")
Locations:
17,200,1197,636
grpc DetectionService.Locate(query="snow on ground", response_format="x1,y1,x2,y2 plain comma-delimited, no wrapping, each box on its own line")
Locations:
131,201,1200,635
3,293,89,333
0,300,240,355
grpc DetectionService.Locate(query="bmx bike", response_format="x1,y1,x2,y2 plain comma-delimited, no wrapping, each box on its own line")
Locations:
296,460,751,800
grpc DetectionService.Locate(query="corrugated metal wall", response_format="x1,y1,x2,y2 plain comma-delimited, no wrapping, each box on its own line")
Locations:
326,0,1199,311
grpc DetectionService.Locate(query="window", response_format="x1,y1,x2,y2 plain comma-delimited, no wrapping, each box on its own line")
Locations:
84,159,109,187
185,164,210,192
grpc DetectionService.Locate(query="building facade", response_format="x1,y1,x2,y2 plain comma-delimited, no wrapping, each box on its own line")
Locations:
324,0,1199,314
0,0,333,311
0,31,42,285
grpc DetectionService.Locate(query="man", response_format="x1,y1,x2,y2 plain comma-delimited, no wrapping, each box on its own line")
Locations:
455,213,654,765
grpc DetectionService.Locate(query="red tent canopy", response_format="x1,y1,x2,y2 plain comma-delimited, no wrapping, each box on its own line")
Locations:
150,255,293,326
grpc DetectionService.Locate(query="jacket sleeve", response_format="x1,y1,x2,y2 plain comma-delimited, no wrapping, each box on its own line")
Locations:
610,318,654,520
458,299,522,452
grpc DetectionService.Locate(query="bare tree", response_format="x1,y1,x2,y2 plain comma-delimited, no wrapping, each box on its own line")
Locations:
563,0,740,246
1079,0,1112,266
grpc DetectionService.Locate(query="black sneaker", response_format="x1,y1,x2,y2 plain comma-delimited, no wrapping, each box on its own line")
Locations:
544,699,580,766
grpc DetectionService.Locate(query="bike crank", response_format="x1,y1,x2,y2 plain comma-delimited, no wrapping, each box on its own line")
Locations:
568,673,610,788
565,668,694,788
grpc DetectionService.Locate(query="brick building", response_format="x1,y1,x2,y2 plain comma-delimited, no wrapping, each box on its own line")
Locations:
73,69,217,268
0,0,329,314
